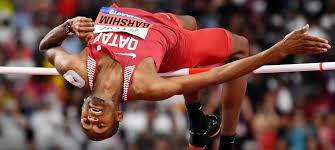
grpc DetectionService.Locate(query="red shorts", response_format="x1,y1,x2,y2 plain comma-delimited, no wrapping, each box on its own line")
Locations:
153,12,183,28
154,13,232,68
183,28,232,67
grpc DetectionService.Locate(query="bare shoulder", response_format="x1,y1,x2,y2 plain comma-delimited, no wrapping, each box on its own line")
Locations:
57,52,86,75
50,48,89,90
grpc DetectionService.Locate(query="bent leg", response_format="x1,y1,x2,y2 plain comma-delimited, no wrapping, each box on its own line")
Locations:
153,13,198,30
175,15,198,30
184,92,207,150
184,92,221,150
219,33,250,149
182,27,249,149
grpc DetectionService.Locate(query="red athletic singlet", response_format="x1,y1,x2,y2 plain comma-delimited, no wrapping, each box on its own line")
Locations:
86,5,231,102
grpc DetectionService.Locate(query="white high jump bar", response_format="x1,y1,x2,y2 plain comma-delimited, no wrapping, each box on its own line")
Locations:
0,62,334,76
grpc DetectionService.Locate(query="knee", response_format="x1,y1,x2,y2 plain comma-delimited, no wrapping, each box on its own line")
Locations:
185,15,198,30
229,35,250,62
179,15,198,31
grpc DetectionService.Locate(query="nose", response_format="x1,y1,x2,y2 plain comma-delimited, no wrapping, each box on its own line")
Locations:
88,116,99,122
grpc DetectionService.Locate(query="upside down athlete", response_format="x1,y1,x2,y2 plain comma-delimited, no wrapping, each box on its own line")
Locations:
39,4,330,150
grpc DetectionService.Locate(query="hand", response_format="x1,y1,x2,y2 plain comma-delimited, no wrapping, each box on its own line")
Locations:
273,24,331,56
69,17,95,42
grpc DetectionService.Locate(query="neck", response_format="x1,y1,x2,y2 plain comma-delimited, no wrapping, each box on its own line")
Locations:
93,54,123,106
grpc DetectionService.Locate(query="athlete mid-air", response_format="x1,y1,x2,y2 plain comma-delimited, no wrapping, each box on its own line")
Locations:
39,4,330,150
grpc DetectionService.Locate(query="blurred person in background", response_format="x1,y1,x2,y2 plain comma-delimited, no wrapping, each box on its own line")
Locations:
318,112,335,150
288,109,317,150
306,136,322,150
5,40,35,87
252,91,280,150
0,84,27,150
30,92,80,150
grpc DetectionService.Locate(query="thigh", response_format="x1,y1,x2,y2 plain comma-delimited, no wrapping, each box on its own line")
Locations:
175,15,198,30
229,33,249,60
153,13,197,30
153,12,183,27
186,28,232,67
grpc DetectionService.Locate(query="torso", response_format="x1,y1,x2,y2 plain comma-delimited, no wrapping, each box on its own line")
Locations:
85,5,189,103
86,52,158,102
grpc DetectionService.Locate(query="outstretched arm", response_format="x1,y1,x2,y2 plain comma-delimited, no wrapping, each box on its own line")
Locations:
171,25,330,93
143,25,330,99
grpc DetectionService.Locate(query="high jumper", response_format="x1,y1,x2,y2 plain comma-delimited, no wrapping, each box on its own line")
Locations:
38,4,330,150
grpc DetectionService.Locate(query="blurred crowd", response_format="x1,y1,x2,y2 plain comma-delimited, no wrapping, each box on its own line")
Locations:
0,0,335,150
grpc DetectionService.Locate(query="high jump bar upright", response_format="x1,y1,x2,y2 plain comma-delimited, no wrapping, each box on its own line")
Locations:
0,62,334,76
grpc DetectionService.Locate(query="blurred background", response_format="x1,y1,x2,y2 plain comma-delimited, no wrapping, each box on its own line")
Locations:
0,0,335,150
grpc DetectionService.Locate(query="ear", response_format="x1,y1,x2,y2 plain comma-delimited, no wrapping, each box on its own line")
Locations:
115,111,123,122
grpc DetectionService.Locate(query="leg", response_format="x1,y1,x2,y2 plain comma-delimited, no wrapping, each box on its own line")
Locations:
219,34,250,150
182,28,249,149
184,92,207,150
184,92,221,150
175,15,198,30
154,13,198,31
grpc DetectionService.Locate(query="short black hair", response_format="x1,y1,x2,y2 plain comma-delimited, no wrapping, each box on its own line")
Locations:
84,122,119,141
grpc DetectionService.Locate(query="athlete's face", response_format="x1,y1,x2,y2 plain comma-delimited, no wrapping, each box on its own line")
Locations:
81,96,123,140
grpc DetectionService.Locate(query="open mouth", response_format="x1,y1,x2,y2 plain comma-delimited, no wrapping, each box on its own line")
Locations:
89,102,103,115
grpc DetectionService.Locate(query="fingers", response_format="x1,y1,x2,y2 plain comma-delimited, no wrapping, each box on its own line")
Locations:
301,47,328,54
71,17,95,35
72,27,94,37
80,22,95,27
295,24,309,34
285,24,309,39
303,35,328,43
77,27,95,32
301,34,331,52
299,33,331,54
78,17,93,22
71,16,94,28
281,25,331,56
300,40,331,55
73,23,94,33
68,16,95,41
73,20,94,28
304,41,331,49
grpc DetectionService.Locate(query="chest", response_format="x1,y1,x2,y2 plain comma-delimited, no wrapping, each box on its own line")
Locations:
91,57,157,102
